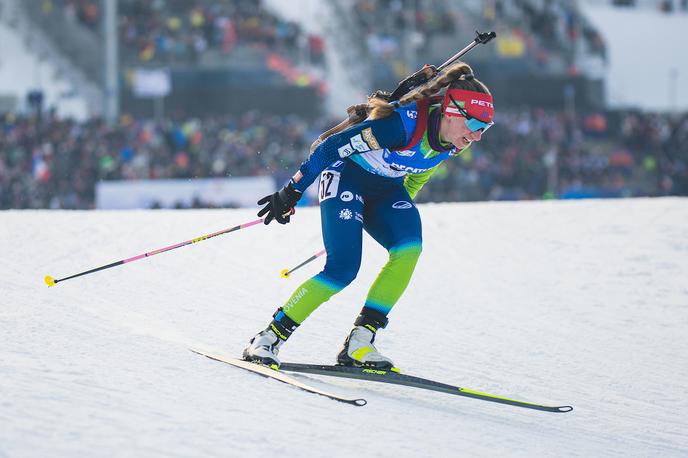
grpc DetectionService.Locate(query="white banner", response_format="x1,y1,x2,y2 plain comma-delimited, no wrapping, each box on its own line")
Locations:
95,177,274,209
132,69,171,98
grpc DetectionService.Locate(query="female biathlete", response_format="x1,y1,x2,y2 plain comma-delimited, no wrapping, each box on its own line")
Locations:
244,62,494,369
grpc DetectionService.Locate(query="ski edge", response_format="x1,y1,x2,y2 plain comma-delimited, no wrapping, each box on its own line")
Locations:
190,348,367,406
279,362,572,413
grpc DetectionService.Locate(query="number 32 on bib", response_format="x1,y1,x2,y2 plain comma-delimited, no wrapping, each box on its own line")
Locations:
319,170,341,202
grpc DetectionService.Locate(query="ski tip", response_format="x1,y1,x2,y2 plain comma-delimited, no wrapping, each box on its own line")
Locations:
44,275,56,287
280,269,291,278
353,398,367,406
557,405,573,413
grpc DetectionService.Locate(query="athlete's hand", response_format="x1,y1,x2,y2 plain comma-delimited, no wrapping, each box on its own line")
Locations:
257,182,302,225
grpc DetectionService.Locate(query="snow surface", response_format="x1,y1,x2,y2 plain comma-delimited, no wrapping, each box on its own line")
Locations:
1,198,687,457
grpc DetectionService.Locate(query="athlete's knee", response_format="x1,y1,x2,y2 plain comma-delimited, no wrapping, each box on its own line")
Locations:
322,261,360,288
389,241,423,262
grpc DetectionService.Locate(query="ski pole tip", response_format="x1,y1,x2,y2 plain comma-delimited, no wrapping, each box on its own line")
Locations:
280,269,291,279
44,275,56,287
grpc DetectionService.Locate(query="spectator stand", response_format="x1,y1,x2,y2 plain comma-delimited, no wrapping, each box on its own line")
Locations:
450,0,607,78
23,0,328,118
2,107,685,210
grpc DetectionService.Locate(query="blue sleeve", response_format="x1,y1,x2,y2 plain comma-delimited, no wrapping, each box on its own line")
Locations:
292,113,407,193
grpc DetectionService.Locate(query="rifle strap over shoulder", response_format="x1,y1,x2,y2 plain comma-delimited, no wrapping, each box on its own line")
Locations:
394,96,443,151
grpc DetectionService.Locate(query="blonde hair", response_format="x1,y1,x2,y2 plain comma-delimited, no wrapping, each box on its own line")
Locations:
367,62,491,120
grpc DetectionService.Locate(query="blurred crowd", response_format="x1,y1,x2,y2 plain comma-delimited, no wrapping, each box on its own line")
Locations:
352,0,458,81
513,0,606,63
0,111,322,209
419,108,687,202
42,0,325,66
45,0,100,29
2,108,685,209
483,0,606,70
349,0,608,84
613,0,688,13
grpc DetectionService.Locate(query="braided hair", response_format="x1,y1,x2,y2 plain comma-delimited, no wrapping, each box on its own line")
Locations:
367,62,491,120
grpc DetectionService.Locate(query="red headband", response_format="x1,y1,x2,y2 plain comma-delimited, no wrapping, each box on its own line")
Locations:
442,89,494,123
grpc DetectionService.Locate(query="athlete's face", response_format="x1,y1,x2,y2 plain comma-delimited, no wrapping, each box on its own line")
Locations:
439,114,484,150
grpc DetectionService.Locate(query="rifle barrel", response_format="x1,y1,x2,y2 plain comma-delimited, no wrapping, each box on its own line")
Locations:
438,31,496,71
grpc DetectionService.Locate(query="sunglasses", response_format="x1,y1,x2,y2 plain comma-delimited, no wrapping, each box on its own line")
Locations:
448,95,494,133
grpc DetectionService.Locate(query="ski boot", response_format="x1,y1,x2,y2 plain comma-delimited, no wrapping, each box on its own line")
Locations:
243,328,283,367
337,311,394,369
243,308,299,368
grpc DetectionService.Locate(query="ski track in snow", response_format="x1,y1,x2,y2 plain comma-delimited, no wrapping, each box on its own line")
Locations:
1,198,687,457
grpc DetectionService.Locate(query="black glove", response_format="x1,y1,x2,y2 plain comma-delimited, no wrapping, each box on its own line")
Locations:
257,182,302,225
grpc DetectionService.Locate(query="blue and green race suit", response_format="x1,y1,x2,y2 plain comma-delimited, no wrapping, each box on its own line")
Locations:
276,101,460,326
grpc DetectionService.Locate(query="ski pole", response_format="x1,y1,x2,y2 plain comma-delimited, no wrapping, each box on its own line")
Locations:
281,249,326,278
44,217,265,287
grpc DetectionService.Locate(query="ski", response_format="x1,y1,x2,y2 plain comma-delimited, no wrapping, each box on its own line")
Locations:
279,362,572,413
190,348,367,406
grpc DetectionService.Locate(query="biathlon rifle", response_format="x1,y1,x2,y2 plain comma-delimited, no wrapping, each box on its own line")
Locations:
310,30,496,151
386,30,496,102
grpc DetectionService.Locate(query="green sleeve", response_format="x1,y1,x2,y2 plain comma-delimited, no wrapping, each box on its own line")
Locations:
404,165,439,200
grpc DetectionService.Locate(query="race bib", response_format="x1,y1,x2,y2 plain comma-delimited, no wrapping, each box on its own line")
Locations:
319,170,341,202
